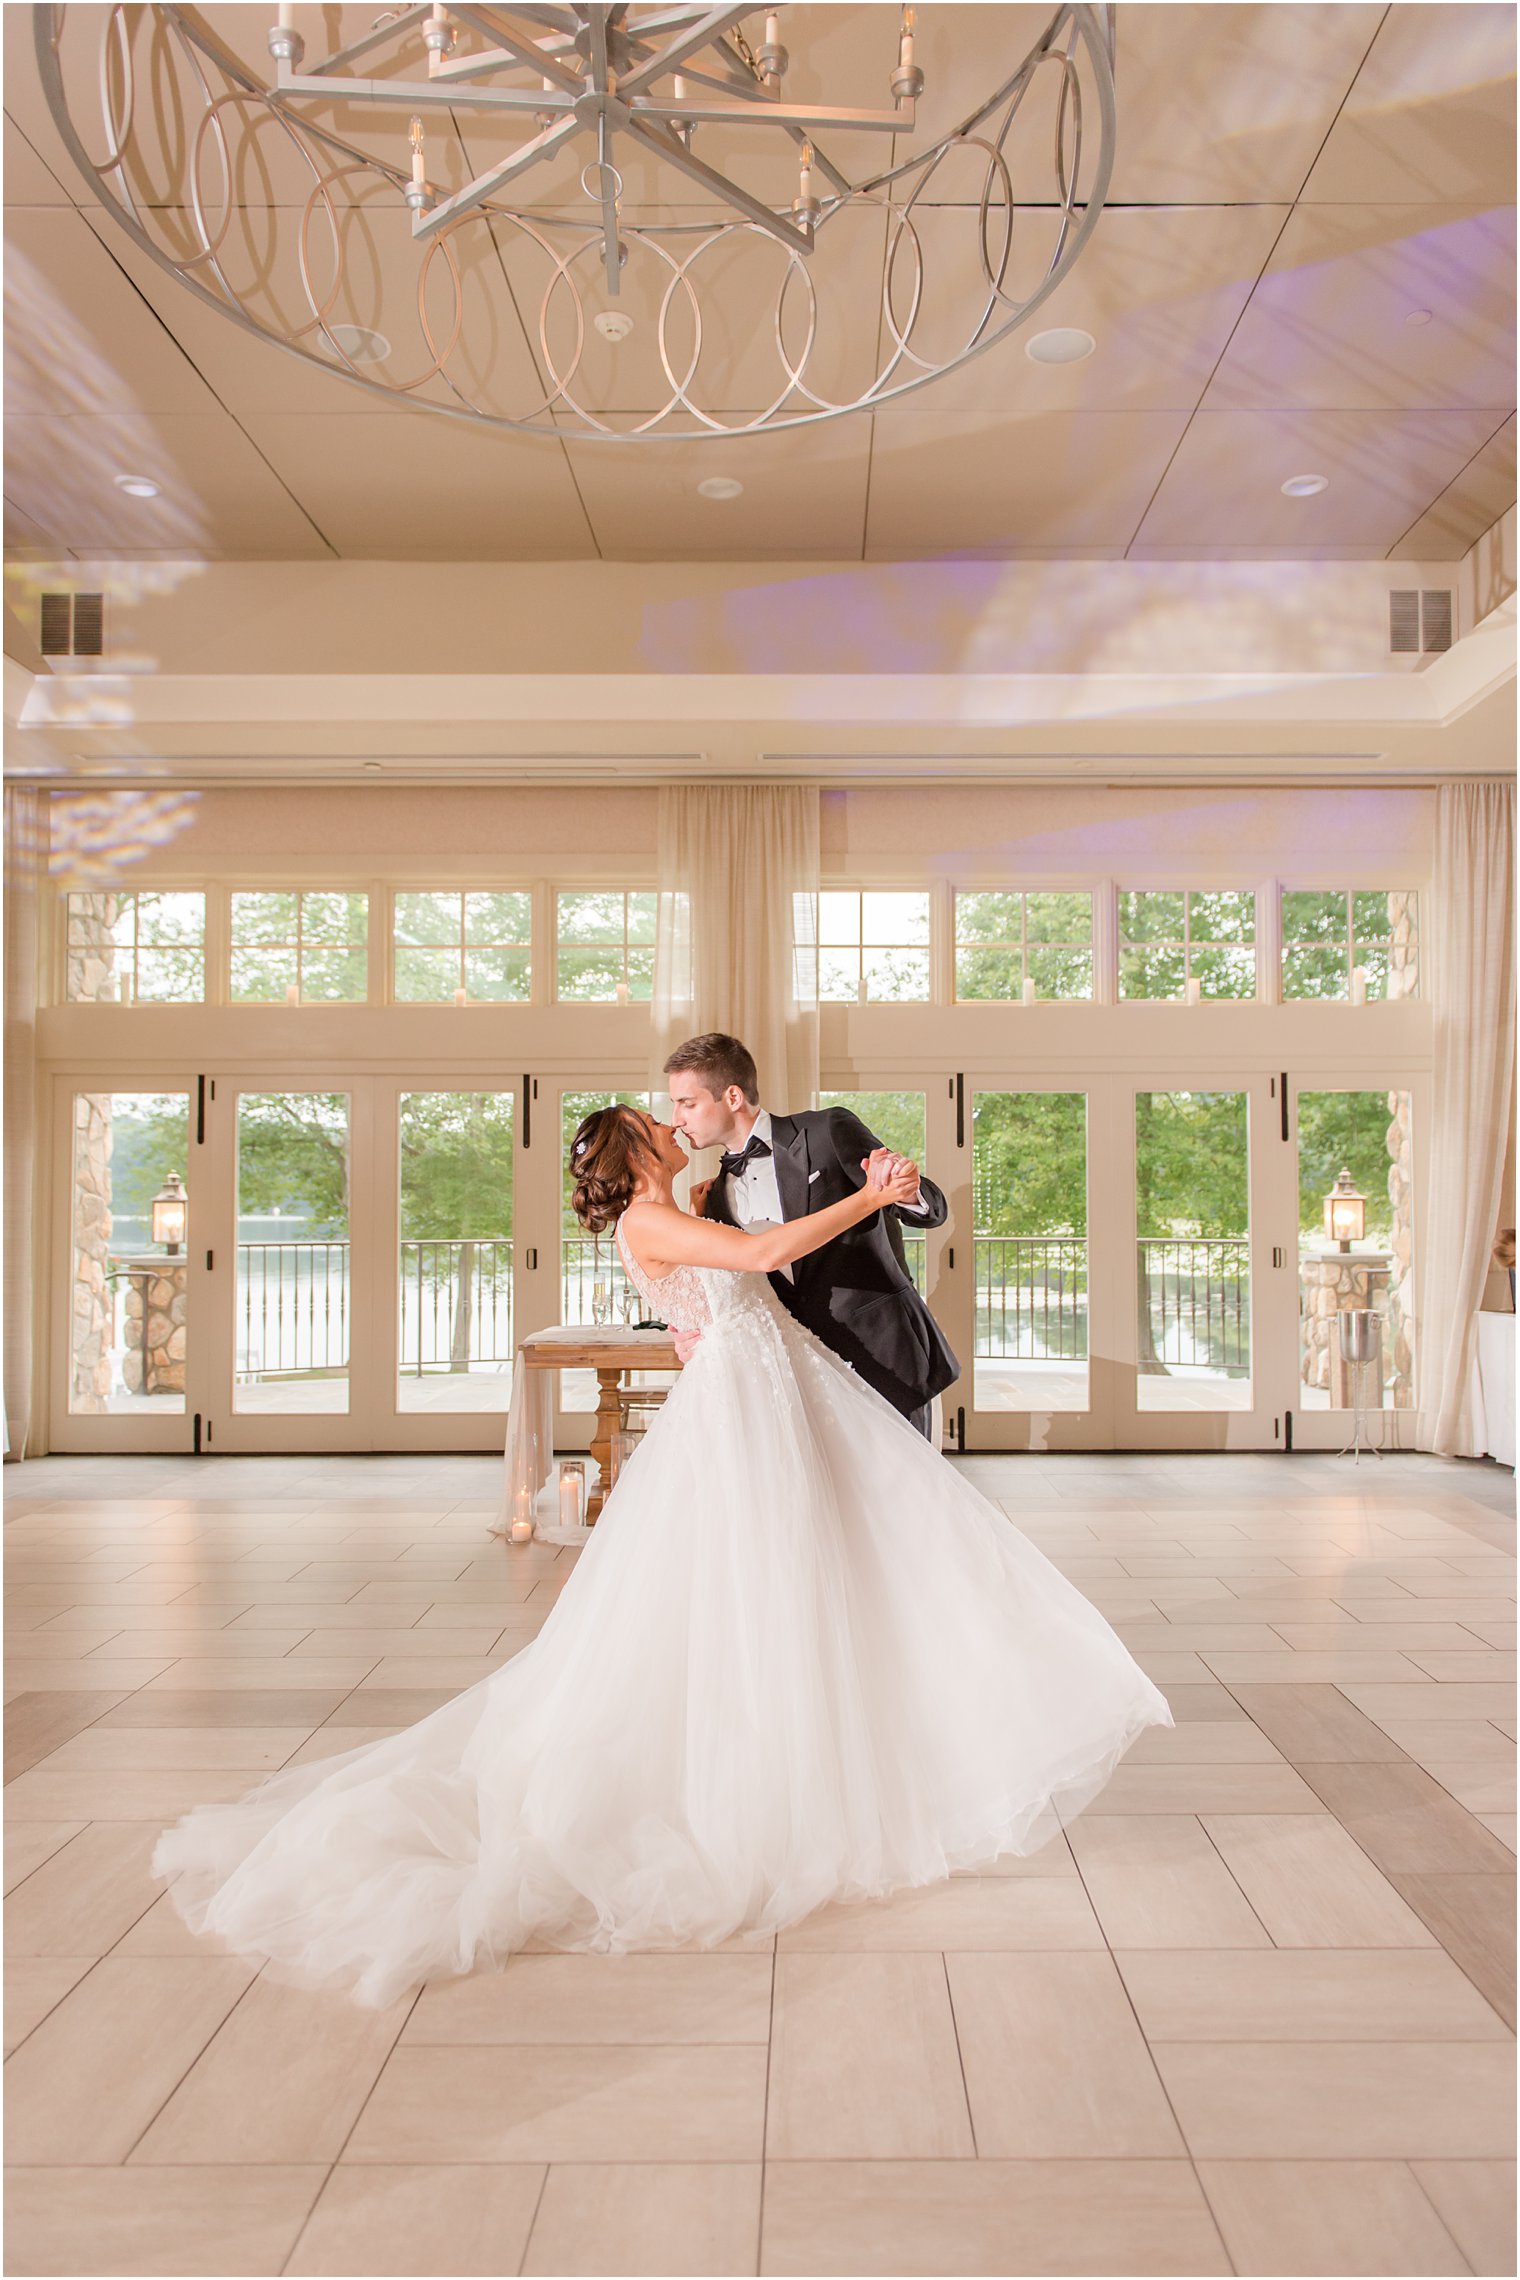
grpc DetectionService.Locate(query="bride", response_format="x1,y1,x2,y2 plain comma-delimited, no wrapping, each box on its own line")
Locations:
154,1105,1171,2007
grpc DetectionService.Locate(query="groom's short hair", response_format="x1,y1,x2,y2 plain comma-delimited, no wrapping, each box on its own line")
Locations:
663,1032,759,1105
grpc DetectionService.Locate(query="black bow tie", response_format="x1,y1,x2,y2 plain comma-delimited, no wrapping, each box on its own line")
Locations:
720,1135,772,1179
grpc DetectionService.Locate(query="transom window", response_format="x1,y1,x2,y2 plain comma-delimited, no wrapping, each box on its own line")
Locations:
230,892,369,1003
810,890,931,1002
1281,889,1419,1000
955,891,1093,1001
64,890,205,1004
1119,891,1256,1000
394,891,532,1002
555,891,657,1001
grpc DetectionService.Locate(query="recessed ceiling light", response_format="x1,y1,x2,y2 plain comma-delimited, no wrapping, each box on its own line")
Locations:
1280,473,1329,497
1405,308,1433,327
328,323,392,364
113,474,159,498
594,311,635,343
1024,327,1096,365
697,476,744,500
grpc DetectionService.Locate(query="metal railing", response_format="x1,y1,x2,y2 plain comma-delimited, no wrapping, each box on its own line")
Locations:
236,1241,349,1378
400,1238,513,1375
1137,1236,1249,1375
975,1237,1089,1358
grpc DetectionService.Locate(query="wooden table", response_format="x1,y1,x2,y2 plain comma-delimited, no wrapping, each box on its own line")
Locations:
519,1331,680,1520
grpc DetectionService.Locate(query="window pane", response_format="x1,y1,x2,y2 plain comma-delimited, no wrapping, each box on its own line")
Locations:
398,1091,515,1415
1297,1089,1415,1413
957,945,1021,1000
557,891,625,944
956,891,1020,944
1282,889,1347,943
818,1092,929,1295
1359,946,1392,1001
818,891,860,947
137,891,205,945
863,946,929,1000
1119,890,1184,942
464,891,531,944
1026,891,1092,942
559,1089,656,1411
971,1090,1089,1414
301,944,368,1002
395,945,459,1001
134,946,204,1003
557,946,626,999
1189,890,1255,944
235,1092,350,1414
1120,945,1186,999
818,948,858,1001
1191,945,1255,999
626,893,659,945
232,891,296,945
626,946,656,999
301,891,368,942
1384,892,1420,999
230,947,296,1001
863,891,929,945
395,892,461,945
1352,890,1397,939
1283,945,1348,1000
1136,1089,1250,1412
465,945,532,1001
70,1090,191,1414
1028,945,1093,999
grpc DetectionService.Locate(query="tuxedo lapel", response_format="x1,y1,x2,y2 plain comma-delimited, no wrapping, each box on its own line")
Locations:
770,1114,813,1223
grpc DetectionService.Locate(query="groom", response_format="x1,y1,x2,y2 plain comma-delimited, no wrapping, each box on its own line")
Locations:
663,1032,958,1437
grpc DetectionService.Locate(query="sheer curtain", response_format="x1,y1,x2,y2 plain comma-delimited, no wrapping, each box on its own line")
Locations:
4,786,43,1457
1422,781,1516,1457
652,785,820,1111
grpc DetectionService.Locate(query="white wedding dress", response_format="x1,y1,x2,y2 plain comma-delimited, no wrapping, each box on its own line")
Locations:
154,1225,1171,2006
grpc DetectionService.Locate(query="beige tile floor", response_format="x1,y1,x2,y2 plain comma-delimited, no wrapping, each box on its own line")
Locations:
3,1448,1515,2279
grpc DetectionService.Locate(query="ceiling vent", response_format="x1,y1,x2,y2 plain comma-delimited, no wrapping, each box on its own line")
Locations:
40,592,105,658
1390,588,1454,655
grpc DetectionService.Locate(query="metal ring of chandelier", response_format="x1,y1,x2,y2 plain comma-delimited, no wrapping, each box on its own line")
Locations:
34,3,1118,443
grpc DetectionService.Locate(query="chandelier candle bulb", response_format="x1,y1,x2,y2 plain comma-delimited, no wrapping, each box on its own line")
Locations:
409,116,426,188
900,9,916,69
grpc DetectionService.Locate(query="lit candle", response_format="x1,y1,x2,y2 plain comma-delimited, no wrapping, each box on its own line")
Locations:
798,142,813,203
285,981,299,1004
1184,976,1202,1006
453,985,467,1005
899,5,916,68
509,1486,534,1543
672,73,686,101
559,1464,585,1528
615,979,629,1005
1021,976,1036,1005
1350,965,1368,1004
409,115,426,187
765,11,780,48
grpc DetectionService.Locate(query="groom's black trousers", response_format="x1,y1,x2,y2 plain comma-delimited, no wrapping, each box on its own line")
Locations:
909,1403,934,1442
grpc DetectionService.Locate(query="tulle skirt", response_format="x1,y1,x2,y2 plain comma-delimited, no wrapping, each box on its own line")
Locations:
153,1295,1171,2007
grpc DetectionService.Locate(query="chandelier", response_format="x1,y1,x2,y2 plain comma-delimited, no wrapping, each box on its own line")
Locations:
36,3,1116,441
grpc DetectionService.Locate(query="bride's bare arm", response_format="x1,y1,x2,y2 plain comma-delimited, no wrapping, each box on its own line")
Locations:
624,1161,918,1280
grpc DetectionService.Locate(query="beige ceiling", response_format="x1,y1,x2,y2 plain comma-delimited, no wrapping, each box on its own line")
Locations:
3,2,1515,565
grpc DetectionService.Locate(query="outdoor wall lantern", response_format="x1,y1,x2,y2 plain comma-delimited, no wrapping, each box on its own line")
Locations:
1323,1168,1366,1253
151,1172,188,1255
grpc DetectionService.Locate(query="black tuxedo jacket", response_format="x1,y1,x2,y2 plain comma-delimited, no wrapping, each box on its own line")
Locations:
704,1105,959,1419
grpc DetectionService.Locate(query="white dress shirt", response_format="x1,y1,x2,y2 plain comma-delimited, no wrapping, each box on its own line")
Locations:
722,1108,927,1283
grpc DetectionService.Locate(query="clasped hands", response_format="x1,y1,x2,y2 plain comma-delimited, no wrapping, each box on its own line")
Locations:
671,1147,923,1365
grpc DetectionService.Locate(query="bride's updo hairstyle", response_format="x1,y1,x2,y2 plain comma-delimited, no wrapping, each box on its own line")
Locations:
569,1104,660,1233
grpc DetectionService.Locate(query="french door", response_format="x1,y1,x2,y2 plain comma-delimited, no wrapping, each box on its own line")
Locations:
935,1071,1297,1453
47,1063,1427,1456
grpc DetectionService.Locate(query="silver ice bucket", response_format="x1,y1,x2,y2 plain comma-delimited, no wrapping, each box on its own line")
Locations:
1339,1308,1381,1366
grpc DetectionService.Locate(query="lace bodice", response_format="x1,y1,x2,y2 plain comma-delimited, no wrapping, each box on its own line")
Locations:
615,1216,774,1335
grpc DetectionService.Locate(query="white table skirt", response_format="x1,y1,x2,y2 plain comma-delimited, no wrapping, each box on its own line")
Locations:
1476,1313,1516,1468
496,1328,678,1539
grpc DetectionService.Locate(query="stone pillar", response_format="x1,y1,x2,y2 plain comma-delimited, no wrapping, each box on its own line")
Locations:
120,1257,187,1396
